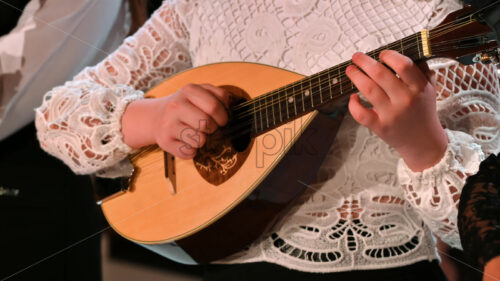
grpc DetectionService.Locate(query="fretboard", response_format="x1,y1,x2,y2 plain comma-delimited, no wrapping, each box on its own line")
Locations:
231,31,428,137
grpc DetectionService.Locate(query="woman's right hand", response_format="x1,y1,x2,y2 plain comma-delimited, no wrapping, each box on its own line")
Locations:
121,83,231,159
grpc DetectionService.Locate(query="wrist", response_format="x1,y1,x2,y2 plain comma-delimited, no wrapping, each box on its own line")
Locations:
121,98,161,149
397,127,448,172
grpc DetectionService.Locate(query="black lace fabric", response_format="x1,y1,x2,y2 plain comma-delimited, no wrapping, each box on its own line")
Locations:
458,153,500,271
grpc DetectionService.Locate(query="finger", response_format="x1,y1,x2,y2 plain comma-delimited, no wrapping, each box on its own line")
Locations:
163,139,197,159
158,121,207,150
345,64,390,109
351,52,407,101
199,84,232,109
184,84,229,127
176,122,207,149
176,99,218,134
379,50,428,93
348,93,379,129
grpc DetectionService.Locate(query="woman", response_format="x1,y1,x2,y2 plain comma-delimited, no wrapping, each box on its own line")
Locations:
35,0,500,280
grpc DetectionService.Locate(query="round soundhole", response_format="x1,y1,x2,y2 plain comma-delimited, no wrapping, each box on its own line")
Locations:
193,85,253,186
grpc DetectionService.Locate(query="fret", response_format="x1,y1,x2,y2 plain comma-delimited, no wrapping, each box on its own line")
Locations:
327,71,333,100
416,33,422,59
308,78,314,107
294,83,303,115
252,102,258,134
293,89,298,116
338,67,343,97
285,89,290,119
317,74,324,104
288,85,298,117
400,39,404,55
264,95,269,129
300,82,305,113
258,98,264,131
270,93,276,126
315,73,328,107
277,90,283,123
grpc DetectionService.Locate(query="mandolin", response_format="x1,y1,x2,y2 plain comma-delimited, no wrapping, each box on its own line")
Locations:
97,5,500,264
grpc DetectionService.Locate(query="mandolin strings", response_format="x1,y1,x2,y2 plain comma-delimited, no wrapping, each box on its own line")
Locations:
221,13,492,140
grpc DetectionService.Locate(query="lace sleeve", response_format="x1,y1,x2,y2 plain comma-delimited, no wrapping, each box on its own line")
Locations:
458,153,500,271
398,61,500,249
35,2,193,175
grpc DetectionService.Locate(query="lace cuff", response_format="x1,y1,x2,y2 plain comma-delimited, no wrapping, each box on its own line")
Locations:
35,80,144,174
398,129,485,248
458,153,500,270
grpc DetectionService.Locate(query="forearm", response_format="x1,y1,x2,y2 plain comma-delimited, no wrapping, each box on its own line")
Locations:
396,121,448,172
121,98,162,149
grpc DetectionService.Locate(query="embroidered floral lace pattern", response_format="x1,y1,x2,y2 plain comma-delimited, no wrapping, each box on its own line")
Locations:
36,4,192,174
35,0,500,272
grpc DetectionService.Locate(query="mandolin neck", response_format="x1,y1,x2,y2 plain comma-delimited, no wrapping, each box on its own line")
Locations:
236,31,429,137
231,4,498,138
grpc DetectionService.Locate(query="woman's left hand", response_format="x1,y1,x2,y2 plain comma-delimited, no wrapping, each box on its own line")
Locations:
346,50,448,172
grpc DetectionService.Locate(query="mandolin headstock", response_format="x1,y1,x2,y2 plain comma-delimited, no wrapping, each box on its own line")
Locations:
428,4,499,66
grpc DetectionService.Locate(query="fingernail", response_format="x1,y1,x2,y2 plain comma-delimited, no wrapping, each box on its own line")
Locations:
352,52,362,60
346,65,357,73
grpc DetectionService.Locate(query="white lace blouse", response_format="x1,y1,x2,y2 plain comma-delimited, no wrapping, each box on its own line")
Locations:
35,0,500,273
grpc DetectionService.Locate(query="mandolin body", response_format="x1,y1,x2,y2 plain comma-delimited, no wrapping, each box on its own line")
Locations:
100,62,344,263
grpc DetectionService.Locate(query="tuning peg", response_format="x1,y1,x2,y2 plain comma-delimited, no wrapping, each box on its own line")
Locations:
481,53,492,64
472,49,500,66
